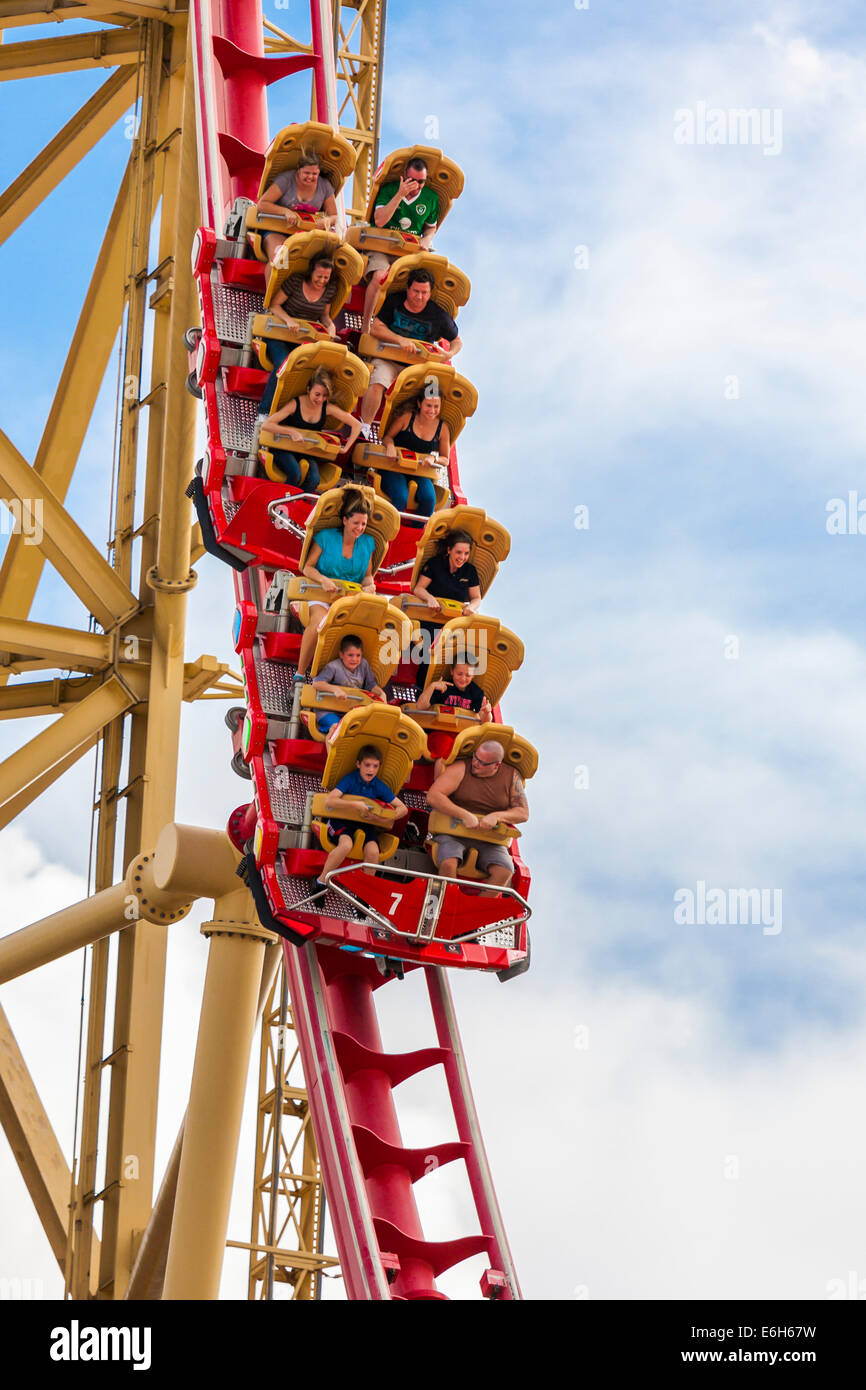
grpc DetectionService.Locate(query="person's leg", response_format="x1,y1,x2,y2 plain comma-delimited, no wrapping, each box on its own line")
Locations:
360,380,384,424
413,620,436,695
322,833,354,879
258,339,292,415
362,837,380,871
266,449,303,485
380,470,409,512
361,266,389,333
438,857,459,879
486,864,513,887
297,603,328,674
315,711,341,738
303,456,321,491
262,232,286,263
413,477,437,516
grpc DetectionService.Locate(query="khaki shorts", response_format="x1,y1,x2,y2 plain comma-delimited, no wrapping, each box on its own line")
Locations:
364,250,396,277
433,834,513,873
369,357,401,389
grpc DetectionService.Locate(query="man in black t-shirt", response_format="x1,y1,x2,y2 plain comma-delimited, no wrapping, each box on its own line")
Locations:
359,268,463,425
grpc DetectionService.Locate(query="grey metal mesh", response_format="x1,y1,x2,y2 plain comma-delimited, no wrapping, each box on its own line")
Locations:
253,649,296,715
264,758,318,823
216,385,258,452
212,283,263,342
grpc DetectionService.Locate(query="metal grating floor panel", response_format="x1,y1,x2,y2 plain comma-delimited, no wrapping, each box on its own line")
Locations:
216,384,258,452
276,869,372,923
253,648,296,715
264,757,318,823
213,282,263,342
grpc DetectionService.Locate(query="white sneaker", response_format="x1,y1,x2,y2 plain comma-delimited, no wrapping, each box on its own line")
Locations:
360,421,372,441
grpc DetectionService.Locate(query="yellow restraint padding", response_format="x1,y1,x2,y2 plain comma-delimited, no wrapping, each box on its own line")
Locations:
425,616,524,710
321,702,426,792
262,231,365,313
441,722,539,779
257,453,341,492
408,506,511,600
257,122,357,201
299,485,400,579
299,681,372,744
371,252,470,324
378,361,477,446
311,816,400,863
268,341,369,419
364,146,464,230
311,592,412,688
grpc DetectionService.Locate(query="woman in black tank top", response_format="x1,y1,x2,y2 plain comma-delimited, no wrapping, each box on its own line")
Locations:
380,388,452,517
258,367,362,492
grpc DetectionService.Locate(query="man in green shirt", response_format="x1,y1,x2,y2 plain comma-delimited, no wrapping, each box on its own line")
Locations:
361,156,440,332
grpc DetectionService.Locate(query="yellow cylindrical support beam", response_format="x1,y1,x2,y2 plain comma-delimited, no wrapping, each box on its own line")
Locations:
151,823,243,900
162,896,276,1300
0,883,131,986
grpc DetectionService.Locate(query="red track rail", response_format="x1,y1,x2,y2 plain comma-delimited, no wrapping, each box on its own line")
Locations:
189,0,522,1300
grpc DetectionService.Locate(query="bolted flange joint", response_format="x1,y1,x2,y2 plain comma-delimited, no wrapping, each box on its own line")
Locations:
125,852,194,924
146,564,198,594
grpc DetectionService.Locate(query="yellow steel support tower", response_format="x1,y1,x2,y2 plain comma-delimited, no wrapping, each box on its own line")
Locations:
0,0,373,1298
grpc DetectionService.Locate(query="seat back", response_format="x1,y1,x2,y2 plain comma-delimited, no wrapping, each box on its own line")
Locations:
263,231,365,312
268,341,369,418
366,146,464,231
311,593,412,687
409,507,511,599
378,362,477,446
442,722,539,779
426,616,524,709
259,122,356,199
373,253,470,323
299,486,400,578
321,702,427,791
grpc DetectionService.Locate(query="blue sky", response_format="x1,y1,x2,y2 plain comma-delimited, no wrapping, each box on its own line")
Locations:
2,0,866,1301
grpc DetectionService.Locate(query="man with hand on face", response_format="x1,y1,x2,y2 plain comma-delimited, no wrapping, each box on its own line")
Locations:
359,268,462,427
360,157,440,333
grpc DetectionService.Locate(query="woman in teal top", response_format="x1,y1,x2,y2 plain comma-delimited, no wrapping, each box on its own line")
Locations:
297,490,377,674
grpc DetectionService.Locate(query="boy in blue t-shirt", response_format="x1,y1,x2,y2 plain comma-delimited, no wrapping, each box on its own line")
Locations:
312,744,408,896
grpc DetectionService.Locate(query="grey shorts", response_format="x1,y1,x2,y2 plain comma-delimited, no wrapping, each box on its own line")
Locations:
433,834,513,873
368,357,401,389
364,250,396,277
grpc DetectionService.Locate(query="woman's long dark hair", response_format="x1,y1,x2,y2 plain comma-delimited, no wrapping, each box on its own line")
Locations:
434,527,473,557
339,487,372,523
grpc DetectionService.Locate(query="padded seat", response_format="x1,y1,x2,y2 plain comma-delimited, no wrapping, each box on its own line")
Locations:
345,145,464,260
311,703,426,861
299,485,400,582
398,506,511,628
426,722,538,879
247,122,357,261
252,233,366,368
357,253,471,370
311,592,411,686
351,362,477,515
424,615,524,709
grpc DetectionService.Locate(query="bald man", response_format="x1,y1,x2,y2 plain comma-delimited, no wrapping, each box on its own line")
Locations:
426,739,529,886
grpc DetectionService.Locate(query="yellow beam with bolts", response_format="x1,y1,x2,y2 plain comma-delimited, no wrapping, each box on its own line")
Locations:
0,1003,100,1277
0,672,143,830
0,27,143,79
0,617,112,671
0,432,138,630
0,67,136,246
0,674,103,719
0,163,131,663
0,2,186,28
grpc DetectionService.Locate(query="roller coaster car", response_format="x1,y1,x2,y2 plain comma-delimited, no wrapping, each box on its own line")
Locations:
300,593,412,742
427,722,537,881
246,122,357,261
345,145,464,258
396,505,511,627
352,362,477,514
258,341,369,490
357,254,471,368
251,233,366,363
248,703,530,974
